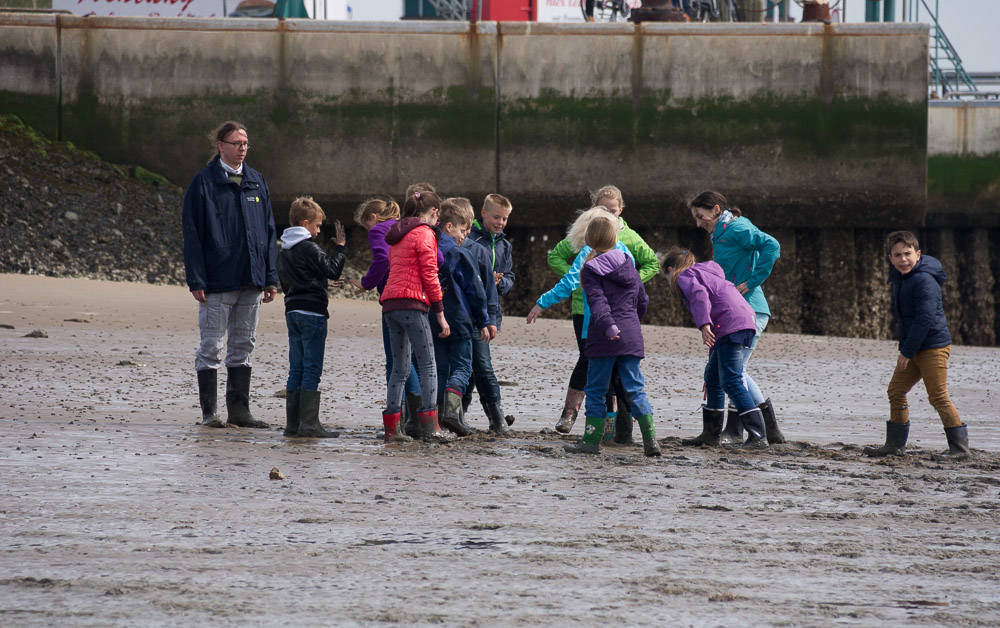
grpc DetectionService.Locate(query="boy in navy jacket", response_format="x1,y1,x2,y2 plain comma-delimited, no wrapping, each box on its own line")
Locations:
467,194,515,328
865,231,969,461
432,201,490,437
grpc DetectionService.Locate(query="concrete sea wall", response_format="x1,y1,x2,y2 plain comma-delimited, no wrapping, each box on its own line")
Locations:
1,16,997,344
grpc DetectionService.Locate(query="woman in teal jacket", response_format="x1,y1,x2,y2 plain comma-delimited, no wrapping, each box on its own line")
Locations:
689,190,786,445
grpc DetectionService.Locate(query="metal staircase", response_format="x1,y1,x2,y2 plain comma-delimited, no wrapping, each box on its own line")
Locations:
915,0,978,97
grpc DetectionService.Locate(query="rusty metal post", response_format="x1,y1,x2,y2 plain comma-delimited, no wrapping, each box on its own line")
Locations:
630,0,687,23
801,0,832,23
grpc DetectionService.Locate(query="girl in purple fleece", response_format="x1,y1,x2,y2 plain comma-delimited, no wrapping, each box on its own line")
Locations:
663,248,769,450
564,218,661,457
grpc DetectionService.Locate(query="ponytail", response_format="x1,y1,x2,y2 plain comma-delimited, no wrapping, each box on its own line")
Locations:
403,190,442,219
662,247,696,295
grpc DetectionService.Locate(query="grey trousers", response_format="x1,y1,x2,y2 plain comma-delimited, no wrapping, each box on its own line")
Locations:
195,288,262,371
384,309,438,414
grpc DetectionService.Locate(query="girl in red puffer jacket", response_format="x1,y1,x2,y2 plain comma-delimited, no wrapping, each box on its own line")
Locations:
380,191,452,444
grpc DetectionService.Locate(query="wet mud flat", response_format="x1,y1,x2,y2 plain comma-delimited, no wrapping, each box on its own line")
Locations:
2,274,999,627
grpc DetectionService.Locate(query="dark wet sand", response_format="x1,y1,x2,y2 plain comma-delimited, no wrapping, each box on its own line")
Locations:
2,274,998,627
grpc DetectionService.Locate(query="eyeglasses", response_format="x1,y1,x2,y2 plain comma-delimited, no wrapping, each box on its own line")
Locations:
220,140,250,150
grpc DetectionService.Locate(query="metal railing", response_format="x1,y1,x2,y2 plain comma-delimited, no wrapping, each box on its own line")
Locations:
912,0,978,97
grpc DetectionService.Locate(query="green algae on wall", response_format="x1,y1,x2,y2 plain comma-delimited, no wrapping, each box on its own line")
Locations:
501,91,926,159
0,92,59,141
927,154,1000,227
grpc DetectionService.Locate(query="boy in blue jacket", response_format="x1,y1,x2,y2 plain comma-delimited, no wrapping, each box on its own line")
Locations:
449,198,513,435
865,231,969,461
432,201,490,437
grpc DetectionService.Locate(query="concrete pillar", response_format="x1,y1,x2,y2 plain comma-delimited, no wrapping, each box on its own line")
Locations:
855,230,892,340
924,228,962,344
813,229,859,337
956,228,997,346
762,228,800,335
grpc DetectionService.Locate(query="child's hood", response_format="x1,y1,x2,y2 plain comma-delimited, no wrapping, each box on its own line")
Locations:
280,226,313,249
681,260,726,283
385,217,429,245
437,232,457,256
585,249,633,285
472,219,505,240
889,254,947,286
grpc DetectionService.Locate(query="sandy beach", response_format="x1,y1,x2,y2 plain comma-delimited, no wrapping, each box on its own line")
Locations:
1,274,998,627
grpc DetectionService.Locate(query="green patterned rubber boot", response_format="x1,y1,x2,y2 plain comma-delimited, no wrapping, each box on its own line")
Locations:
564,416,605,454
635,414,662,457
602,411,617,443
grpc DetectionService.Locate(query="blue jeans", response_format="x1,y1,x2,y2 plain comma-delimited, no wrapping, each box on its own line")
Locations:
584,356,652,419
285,312,327,391
738,313,769,405
465,336,500,405
381,316,420,395
706,339,755,412
434,335,473,402
384,310,437,413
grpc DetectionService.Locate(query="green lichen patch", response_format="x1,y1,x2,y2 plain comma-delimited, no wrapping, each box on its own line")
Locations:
928,154,1000,200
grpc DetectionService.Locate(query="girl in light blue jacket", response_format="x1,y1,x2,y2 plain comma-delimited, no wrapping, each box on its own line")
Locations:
526,208,634,436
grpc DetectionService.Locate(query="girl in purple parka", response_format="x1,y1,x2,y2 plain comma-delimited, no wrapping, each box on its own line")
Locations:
564,218,661,457
663,248,769,450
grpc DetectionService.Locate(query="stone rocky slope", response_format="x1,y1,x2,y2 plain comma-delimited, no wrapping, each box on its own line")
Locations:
0,115,185,284
0,115,375,298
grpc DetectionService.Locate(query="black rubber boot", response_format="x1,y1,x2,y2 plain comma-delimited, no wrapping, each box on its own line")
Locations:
462,379,474,416
613,404,633,444
484,401,511,435
681,407,723,447
402,392,422,439
863,421,909,458
295,390,339,438
284,390,300,436
225,366,269,428
759,398,786,444
732,408,768,450
932,424,970,462
719,406,744,445
197,369,225,428
439,389,472,437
